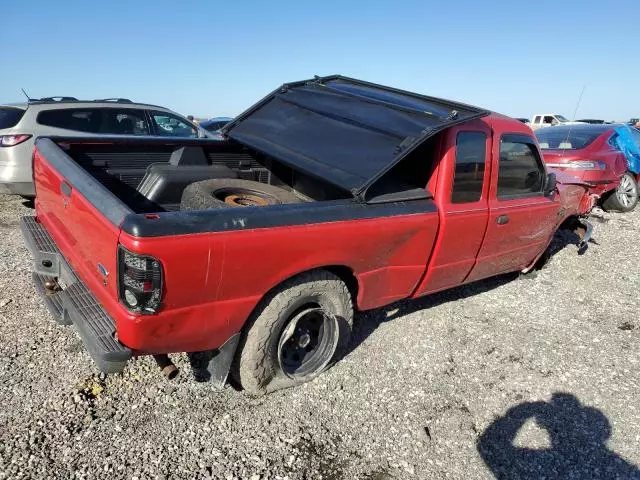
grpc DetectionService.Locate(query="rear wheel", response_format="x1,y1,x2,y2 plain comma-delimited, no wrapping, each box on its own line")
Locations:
233,270,353,395
601,172,638,213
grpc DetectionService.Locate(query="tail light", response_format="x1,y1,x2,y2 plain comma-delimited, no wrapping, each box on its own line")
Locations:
0,134,32,147
118,246,163,314
547,160,606,171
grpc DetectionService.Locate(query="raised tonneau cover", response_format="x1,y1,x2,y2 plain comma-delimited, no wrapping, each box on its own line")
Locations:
222,75,490,197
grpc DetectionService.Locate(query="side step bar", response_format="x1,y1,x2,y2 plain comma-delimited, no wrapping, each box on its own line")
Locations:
21,216,131,373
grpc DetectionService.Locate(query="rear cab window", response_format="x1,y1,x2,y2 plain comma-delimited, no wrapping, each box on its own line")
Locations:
451,131,486,203
0,107,26,129
498,134,545,199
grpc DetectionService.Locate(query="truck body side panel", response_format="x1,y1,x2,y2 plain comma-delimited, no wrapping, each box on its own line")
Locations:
117,209,439,353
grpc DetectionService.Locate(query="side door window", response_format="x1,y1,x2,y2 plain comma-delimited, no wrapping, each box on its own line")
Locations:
451,131,486,203
37,108,101,133
150,111,198,138
608,133,620,150
533,116,541,125
99,109,150,135
497,135,545,199
543,115,555,126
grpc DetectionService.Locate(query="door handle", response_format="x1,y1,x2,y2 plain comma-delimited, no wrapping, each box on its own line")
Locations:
60,181,72,197
496,215,509,225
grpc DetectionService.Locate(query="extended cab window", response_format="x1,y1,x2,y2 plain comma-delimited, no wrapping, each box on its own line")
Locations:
451,131,486,203
498,135,545,199
150,112,197,138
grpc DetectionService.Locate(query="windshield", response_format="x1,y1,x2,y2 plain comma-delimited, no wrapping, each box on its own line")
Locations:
555,115,569,122
202,121,228,132
0,107,26,129
536,128,604,150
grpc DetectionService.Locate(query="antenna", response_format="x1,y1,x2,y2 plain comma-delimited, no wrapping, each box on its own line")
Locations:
570,85,586,122
561,84,586,156
20,88,32,101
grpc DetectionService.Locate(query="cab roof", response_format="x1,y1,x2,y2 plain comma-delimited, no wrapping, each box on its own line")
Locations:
222,75,490,196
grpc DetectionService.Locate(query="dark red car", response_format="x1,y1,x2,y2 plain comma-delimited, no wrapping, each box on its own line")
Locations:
536,124,639,212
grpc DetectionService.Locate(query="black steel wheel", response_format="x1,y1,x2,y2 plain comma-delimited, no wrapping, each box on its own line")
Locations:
277,307,339,379
232,270,353,395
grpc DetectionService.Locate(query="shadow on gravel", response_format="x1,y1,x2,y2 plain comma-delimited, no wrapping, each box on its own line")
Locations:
477,393,640,479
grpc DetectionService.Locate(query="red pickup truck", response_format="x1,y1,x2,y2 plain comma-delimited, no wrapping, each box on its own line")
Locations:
21,76,594,395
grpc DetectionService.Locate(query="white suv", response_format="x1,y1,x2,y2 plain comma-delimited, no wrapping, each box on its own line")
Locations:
0,97,211,196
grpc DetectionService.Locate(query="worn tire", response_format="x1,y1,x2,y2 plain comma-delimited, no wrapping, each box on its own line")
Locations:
233,270,353,395
601,172,638,213
180,178,301,211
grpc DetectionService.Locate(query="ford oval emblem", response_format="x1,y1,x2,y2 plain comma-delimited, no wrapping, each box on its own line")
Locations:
97,263,109,277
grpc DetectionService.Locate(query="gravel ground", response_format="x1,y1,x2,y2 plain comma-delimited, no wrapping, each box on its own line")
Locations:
1,193,639,480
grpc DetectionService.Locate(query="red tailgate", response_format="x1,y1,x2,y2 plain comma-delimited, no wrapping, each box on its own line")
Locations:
32,140,131,322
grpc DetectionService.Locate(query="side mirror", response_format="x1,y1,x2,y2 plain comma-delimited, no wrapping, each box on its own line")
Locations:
544,172,557,195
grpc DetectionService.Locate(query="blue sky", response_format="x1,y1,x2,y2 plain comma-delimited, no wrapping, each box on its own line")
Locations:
2,1,639,121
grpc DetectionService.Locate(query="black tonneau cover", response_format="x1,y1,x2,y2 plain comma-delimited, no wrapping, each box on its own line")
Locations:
222,75,490,196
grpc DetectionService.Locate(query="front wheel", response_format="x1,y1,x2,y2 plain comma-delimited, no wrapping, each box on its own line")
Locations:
233,270,353,395
601,172,638,213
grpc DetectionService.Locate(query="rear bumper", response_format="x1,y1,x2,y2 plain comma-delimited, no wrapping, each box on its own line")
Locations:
0,139,36,196
20,216,131,373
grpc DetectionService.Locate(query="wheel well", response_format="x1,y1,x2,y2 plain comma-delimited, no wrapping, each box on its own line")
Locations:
252,266,360,320
323,265,359,308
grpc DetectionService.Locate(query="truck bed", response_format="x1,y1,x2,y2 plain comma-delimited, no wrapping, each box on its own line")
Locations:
56,137,348,213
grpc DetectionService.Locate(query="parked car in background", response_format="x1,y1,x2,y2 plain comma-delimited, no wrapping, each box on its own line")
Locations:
515,117,530,125
200,116,233,133
200,117,233,139
0,97,211,196
536,124,639,212
530,114,585,130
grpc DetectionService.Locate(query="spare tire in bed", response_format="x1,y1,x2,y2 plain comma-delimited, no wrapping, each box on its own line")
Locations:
180,179,302,211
